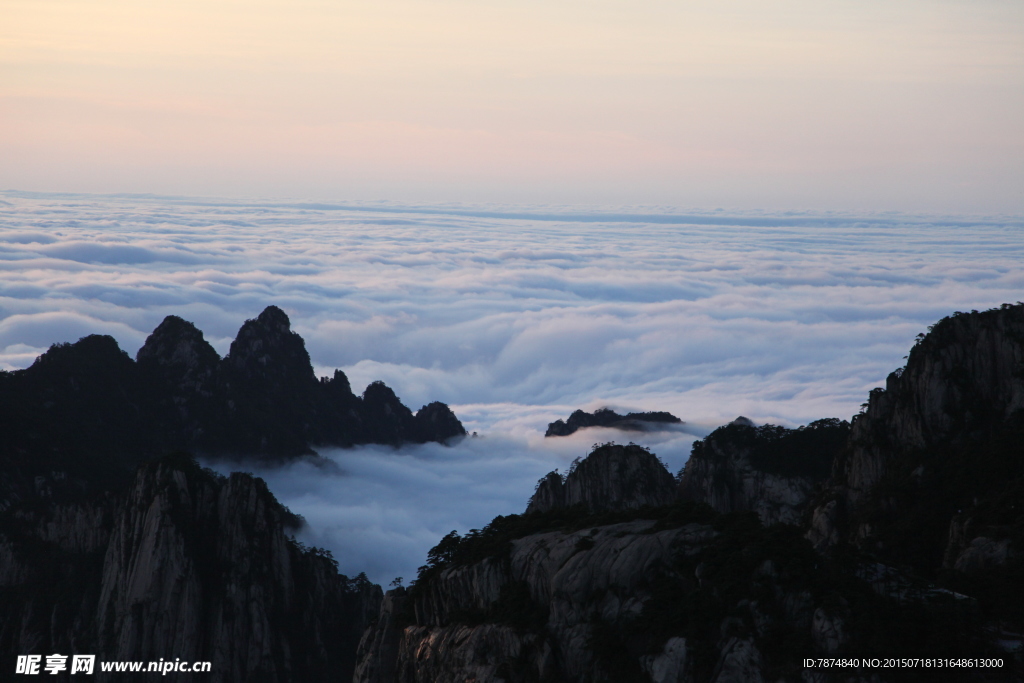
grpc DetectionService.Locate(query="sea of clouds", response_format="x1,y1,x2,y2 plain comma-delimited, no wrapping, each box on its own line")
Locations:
2,191,1022,583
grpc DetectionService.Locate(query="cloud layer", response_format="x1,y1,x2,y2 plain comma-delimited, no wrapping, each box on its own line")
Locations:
2,192,1022,582
213,426,699,586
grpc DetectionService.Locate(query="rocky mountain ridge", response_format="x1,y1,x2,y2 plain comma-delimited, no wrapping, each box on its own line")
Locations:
806,305,1024,585
358,518,714,683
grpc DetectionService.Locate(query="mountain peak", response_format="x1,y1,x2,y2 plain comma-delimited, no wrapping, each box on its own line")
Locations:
137,315,220,373
527,443,676,514
225,305,315,384
255,304,292,332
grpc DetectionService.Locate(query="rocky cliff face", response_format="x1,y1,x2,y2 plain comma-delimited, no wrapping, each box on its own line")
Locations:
678,418,848,526
0,305,464,682
0,455,381,682
807,305,1024,582
526,444,677,514
136,316,220,397
356,469,986,681
0,334,149,490
354,588,409,683
672,305,1024,588
838,304,1024,504
356,517,716,683
412,402,470,444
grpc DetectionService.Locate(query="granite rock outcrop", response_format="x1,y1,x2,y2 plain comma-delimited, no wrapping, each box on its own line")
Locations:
0,454,381,682
356,514,717,683
355,444,902,683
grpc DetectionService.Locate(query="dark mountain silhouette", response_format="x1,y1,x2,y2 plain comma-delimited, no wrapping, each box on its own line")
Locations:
545,407,682,436
0,306,465,499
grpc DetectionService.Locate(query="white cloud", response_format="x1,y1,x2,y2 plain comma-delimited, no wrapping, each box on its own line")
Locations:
208,425,700,586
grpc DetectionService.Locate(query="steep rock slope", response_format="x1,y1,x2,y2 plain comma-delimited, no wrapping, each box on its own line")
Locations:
0,455,381,682
358,475,1007,683
0,334,149,501
678,418,848,526
0,306,461,681
214,306,324,455
356,509,718,683
808,305,1024,581
840,304,1024,503
357,445,702,682
136,315,221,451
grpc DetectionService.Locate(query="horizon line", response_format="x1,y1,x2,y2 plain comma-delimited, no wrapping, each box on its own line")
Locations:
3,189,1023,230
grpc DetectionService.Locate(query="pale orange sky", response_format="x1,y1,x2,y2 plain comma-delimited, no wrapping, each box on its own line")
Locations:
2,0,1022,211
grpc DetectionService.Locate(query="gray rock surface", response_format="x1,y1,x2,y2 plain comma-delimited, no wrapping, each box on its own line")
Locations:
677,425,817,526
952,537,1014,573
711,637,764,683
394,624,552,683
136,315,219,399
356,305,1024,683
355,588,409,683
640,636,691,683
845,306,1024,503
810,607,847,655
357,520,714,683
0,457,381,682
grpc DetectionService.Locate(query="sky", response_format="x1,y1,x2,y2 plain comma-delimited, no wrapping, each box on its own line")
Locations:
2,0,1022,583
2,192,1022,583
2,0,1023,211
